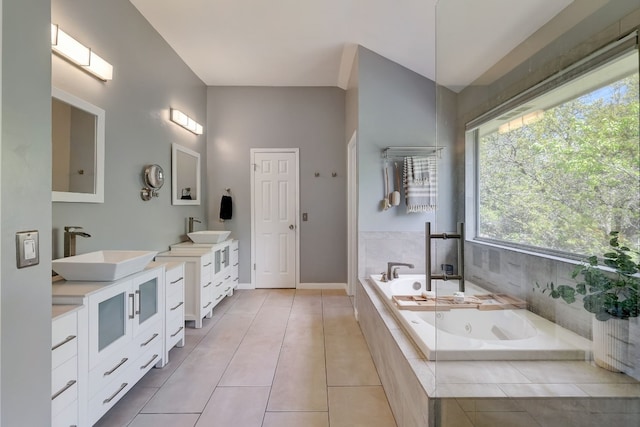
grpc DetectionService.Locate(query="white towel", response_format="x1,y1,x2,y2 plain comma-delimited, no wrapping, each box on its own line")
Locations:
404,156,437,213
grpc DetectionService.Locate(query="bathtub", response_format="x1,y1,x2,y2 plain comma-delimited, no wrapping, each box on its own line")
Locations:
369,274,591,361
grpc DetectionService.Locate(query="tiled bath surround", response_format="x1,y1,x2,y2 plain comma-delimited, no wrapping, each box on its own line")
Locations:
465,241,640,381
358,231,459,278
356,277,640,427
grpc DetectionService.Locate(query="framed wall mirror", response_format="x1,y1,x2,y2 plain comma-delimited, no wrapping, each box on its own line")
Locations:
172,143,201,205
52,87,105,203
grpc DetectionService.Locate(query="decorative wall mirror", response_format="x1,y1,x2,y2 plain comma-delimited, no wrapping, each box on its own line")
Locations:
52,87,105,203
171,143,201,205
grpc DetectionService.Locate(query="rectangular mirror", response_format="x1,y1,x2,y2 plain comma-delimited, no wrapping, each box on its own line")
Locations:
172,143,201,205
52,87,105,203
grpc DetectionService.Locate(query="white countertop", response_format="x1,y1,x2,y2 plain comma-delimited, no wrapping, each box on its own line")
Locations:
52,263,165,299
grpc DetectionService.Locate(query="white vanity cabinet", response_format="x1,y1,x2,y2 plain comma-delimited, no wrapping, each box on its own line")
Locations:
52,304,86,427
213,241,233,300
52,264,165,426
231,240,239,289
163,262,185,365
155,250,214,328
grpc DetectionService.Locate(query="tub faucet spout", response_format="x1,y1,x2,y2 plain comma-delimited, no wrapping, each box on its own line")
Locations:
387,262,414,280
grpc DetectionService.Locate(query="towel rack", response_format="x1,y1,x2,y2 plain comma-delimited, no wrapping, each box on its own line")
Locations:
382,146,443,160
425,222,465,292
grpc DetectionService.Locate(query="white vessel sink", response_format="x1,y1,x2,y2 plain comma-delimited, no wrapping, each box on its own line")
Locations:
52,250,157,281
187,230,231,244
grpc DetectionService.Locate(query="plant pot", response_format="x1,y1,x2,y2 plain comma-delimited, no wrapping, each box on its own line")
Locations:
592,317,630,372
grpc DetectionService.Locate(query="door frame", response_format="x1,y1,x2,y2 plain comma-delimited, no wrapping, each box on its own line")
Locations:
250,148,300,289
347,132,358,296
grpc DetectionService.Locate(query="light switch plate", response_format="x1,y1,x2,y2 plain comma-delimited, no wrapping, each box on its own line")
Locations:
16,230,39,268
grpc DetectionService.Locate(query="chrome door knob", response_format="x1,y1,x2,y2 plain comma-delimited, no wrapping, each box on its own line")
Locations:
289,224,295,230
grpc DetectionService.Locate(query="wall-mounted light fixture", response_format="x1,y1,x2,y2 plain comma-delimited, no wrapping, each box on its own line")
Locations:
170,108,204,135
51,24,113,81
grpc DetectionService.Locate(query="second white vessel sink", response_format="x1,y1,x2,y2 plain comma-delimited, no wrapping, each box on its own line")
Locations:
52,250,157,281
187,230,231,244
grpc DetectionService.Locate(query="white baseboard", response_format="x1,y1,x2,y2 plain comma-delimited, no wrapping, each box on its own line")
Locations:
236,282,254,290
297,283,347,290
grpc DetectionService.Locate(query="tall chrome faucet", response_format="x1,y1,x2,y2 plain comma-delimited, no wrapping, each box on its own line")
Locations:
188,217,201,233
64,226,91,257
386,262,415,281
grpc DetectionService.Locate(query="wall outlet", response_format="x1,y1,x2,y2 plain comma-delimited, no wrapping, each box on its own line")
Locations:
16,230,39,268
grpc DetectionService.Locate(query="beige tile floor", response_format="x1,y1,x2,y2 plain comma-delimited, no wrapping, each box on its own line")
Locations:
95,289,398,427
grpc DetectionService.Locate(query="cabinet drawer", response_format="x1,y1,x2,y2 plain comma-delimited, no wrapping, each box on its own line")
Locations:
166,317,185,350
88,377,135,426
166,285,184,313
166,263,185,284
52,356,78,417
166,276,184,300
201,253,213,277
88,346,135,399
167,299,184,327
52,399,78,427
133,320,163,351
232,265,239,285
231,241,239,264
132,339,163,381
52,313,78,369
201,279,214,311
88,340,162,425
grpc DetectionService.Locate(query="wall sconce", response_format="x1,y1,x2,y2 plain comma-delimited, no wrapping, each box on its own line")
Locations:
51,24,113,81
170,108,204,135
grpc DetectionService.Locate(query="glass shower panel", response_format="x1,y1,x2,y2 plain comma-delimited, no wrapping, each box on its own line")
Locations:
436,0,640,425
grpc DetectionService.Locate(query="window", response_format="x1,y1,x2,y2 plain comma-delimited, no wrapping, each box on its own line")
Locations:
468,35,639,258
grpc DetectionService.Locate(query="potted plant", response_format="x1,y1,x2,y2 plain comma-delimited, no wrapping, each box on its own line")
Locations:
536,231,639,371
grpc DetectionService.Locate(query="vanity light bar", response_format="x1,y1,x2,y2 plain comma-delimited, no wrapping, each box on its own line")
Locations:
51,24,113,81
170,108,204,135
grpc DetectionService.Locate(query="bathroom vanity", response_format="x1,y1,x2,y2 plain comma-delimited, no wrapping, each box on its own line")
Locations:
155,239,238,328
52,263,174,426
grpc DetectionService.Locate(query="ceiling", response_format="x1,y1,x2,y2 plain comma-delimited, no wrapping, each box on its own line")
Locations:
129,0,574,91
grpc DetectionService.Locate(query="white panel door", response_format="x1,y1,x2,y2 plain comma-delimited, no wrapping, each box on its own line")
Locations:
252,150,298,288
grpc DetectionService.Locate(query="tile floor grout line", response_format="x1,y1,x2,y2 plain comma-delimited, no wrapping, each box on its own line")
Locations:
121,295,241,426
321,289,332,426
261,290,295,426
190,290,270,427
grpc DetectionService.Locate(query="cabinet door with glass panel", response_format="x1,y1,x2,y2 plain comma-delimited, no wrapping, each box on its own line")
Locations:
131,269,163,338
87,268,163,369
88,280,134,369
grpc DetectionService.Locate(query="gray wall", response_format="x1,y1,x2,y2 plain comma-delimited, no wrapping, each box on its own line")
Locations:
51,0,207,258
0,0,207,423
453,2,640,346
356,46,458,233
206,86,347,284
1,0,53,424
353,46,458,276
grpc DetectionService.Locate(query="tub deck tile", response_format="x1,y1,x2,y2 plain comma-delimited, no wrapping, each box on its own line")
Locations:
498,383,589,397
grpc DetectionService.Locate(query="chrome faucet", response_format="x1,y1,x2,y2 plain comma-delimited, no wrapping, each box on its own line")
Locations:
386,262,415,280
64,226,91,257
188,217,201,234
